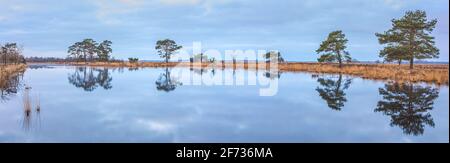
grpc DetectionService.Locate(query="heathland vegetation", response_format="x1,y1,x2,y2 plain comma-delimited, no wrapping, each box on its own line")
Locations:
1,42,26,100
18,10,448,85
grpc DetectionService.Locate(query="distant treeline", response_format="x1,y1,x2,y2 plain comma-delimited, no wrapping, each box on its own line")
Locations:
26,57,72,62
26,56,123,63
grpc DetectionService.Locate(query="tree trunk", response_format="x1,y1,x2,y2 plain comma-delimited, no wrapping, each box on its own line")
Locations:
165,52,169,63
408,30,416,70
398,59,402,65
83,51,87,63
337,51,342,68
200,54,203,64
409,57,414,70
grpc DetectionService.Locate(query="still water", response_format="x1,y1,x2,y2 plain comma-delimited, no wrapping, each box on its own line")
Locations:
0,65,448,142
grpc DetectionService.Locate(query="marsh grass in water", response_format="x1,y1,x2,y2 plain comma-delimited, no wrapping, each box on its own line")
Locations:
20,86,42,132
22,87,32,131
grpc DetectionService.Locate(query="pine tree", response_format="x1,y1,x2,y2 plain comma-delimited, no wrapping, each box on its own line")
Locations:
316,30,351,68
376,10,439,69
155,39,183,63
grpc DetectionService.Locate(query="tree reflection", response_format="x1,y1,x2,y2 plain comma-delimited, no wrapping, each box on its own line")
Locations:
1,69,24,101
315,74,352,111
96,68,113,89
68,67,113,91
191,67,206,76
155,68,182,92
375,82,439,136
264,70,282,80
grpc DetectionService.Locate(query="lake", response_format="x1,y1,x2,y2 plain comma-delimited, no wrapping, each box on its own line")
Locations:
0,65,448,143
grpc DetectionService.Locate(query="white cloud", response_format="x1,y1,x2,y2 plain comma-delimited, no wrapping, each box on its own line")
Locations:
91,0,232,24
383,0,406,9
136,119,175,134
0,0,37,21
92,0,148,25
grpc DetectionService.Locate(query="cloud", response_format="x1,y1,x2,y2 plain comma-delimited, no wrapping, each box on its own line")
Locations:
0,0,39,22
159,0,202,5
91,0,232,24
383,0,406,9
136,119,175,134
92,0,148,24
1,0,448,62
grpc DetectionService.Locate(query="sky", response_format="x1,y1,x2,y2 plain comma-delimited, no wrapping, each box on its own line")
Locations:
0,0,449,62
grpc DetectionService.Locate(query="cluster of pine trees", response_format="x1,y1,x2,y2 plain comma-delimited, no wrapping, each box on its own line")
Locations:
67,39,113,62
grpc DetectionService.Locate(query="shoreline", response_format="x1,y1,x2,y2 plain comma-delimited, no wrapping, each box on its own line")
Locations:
1,64,27,91
27,61,449,85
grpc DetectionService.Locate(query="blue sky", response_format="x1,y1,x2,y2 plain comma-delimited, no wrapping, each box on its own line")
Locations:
0,0,448,61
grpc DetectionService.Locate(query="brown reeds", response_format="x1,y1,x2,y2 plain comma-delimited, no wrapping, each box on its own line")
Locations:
1,64,27,92
278,63,448,85
31,61,449,85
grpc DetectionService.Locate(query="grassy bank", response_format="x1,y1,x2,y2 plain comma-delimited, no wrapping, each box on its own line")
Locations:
0,64,27,76
32,61,449,85
1,64,27,90
279,63,448,85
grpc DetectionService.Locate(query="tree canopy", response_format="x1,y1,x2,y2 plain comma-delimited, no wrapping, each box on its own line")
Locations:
68,39,112,62
1,43,25,65
264,51,285,63
97,40,113,61
316,30,351,67
155,39,182,63
376,10,439,69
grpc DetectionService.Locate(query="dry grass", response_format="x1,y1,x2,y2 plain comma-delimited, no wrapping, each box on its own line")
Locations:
0,64,27,89
0,64,27,75
278,63,449,86
33,61,449,85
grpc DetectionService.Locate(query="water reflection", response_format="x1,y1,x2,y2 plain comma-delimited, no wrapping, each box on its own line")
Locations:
128,67,139,71
0,69,24,101
28,65,55,70
155,66,282,93
314,74,352,111
68,67,112,91
375,82,439,136
264,70,282,79
21,87,42,132
155,68,182,92
1,66,448,142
